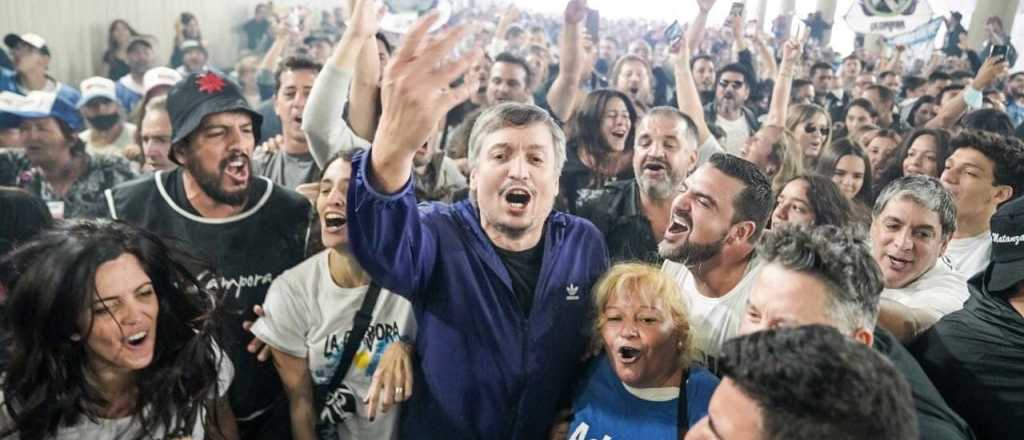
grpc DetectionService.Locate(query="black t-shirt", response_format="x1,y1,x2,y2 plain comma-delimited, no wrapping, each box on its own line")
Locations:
106,170,310,420
495,243,544,317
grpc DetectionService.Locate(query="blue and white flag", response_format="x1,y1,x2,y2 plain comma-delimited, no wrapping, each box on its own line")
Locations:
885,16,944,57
844,0,935,38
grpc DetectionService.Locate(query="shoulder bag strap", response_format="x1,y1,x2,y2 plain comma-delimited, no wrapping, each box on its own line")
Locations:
324,281,383,392
677,367,690,438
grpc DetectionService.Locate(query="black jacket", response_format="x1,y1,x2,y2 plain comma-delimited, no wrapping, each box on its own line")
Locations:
575,179,660,264
874,329,975,440
911,268,1024,440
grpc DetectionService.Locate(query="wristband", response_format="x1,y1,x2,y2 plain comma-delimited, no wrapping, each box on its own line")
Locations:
963,85,983,110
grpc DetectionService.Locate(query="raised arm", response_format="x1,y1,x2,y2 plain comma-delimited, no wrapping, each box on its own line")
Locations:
546,0,588,123
348,0,382,141
301,0,377,168
925,55,1008,129
370,13,481,193
259,20,292,73
878,45,906,75
751,34,778,82
347,12,481,296
687,0,716,54
489,6,520,57
673,33,712,145
730,15,748,55
762,37,802,131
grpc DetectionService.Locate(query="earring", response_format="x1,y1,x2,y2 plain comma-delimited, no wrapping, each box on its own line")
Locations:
70,334,81,342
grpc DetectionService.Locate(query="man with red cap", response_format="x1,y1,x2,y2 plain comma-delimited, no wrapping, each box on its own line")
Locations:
105,70,310,439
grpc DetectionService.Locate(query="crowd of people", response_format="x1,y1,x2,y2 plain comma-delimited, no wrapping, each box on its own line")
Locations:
1,0,1023,439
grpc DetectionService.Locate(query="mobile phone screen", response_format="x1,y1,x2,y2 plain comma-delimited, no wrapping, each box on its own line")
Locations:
585,9,600,43
663,20,682,44
992,44,1008,59
730,2,745,18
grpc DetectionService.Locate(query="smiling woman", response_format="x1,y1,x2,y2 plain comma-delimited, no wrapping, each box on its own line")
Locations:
0,219,236,439
559,89,638,212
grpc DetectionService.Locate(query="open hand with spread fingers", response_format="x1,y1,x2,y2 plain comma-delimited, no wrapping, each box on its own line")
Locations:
370,11,482,193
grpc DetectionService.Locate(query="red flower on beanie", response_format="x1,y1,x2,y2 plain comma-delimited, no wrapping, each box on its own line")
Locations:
196,72,226,94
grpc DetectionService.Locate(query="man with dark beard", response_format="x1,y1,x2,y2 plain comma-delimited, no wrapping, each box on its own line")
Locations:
659,153,773,363
576,107,699,263
703,64,759,156
104,71,310,440
1004,71,1024,127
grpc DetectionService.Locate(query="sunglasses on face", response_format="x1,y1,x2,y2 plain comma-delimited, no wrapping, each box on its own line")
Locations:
803,124,830,137
719,80,745,90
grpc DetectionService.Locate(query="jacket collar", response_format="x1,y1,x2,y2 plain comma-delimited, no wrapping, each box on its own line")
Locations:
452,199,569,303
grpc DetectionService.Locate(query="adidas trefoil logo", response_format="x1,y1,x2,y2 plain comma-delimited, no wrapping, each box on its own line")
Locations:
565,283,580,301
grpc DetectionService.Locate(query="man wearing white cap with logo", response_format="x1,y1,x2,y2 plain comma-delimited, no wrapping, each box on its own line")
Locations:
0,33,79,101
0,89,136,218
141,66,183,104
78,76,136,157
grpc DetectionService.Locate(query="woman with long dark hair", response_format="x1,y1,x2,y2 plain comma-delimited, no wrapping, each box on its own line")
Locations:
816,138,874,224
771,173,853,229
0,220,237,439
103,19,140,79
873,128,952,196
559,88,638,211
251,150,416,439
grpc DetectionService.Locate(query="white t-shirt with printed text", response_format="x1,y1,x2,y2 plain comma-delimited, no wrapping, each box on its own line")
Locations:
251,250,416,440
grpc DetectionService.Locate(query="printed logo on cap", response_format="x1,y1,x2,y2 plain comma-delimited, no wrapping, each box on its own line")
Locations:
0,91,57,115
992,233,1024,246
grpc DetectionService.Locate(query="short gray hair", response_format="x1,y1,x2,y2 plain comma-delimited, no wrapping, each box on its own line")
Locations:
873,175,957,240
643,106,699,148
467,102,567,174
757,225,883,333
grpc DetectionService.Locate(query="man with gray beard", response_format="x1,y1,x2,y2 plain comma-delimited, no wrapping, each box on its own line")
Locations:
658,153,773,363
576,107,699,263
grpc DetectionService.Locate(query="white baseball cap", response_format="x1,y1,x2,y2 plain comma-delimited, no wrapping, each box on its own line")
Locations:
4,33,49,56
77,76,118,108
143,66,183,96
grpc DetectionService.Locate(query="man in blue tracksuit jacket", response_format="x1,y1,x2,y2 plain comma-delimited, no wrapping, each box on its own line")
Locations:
345,10,609,439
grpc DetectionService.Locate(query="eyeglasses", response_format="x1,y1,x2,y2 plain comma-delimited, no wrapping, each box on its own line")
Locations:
803,124,830,137
719,80,745,90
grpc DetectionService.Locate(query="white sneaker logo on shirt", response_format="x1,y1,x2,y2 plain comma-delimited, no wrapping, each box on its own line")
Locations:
566,284,580,301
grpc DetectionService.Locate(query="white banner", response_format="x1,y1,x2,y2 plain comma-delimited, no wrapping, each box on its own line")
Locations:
884,16,944,60
844,0,935,38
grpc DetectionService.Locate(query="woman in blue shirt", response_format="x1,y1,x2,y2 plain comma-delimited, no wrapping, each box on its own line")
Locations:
566,263,719,439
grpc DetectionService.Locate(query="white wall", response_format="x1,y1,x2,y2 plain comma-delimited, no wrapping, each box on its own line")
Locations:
0,0,334,88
